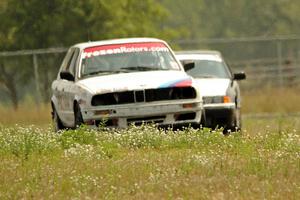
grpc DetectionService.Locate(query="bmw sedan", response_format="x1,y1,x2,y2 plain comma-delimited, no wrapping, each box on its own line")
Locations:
51,38,203,131
176,50,246,132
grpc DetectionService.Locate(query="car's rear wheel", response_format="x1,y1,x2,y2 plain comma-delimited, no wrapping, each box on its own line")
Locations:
52,108,66,132
74,103,84,128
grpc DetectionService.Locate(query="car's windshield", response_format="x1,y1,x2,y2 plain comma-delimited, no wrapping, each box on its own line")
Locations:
184,60,231,79
80,42,180,77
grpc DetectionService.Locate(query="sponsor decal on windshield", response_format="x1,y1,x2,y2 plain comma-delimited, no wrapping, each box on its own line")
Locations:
83,42,169,59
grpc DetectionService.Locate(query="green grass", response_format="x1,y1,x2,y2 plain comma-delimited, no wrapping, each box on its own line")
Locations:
0,120,299,199
0,87,299,198
0,103,51,126
242,86,300,113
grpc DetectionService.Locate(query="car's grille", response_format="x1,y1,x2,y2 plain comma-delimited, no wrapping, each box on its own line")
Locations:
91,91,134,106
91,87,196,106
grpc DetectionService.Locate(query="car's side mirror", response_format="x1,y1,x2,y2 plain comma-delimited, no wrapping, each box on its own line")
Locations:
60,71,75,81
233,72,246,80
183,62,195,71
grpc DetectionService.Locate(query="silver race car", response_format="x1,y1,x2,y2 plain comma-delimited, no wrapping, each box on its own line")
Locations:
176,50,246,132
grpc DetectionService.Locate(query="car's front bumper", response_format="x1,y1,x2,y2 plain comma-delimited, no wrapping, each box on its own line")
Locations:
203,103,236,128
81,100,202,128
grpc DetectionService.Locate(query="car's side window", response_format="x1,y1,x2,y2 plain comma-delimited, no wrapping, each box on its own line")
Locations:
57,48,75,80
65,51,75,71
68,48,80,77
60,48,75,72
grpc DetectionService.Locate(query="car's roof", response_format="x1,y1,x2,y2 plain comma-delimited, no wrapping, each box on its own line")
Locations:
175,50,223,62
176,50,221,56
72,38,168,49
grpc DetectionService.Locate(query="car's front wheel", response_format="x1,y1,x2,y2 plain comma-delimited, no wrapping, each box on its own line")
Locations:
223,108,241,134
74,103,84,128
52,107,66,132
228,108,241,132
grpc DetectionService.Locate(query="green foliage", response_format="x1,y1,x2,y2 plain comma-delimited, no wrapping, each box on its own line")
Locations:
2,0,300,49
161,0,300,39
0,0,180,108
0,0,177,51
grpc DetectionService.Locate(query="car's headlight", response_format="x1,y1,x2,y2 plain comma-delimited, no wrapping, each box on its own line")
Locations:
203,96,231,104
77,88,92,106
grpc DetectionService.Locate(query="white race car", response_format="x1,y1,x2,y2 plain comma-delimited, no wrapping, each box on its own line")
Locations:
176,50,246,132
51,38,203,130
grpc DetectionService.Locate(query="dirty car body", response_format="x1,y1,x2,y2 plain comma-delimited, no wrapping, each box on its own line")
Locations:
51,38,202,130
176,51,246,131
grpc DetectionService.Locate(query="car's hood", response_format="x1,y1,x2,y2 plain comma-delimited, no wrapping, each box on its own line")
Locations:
77,71,192,94
194,78,230,96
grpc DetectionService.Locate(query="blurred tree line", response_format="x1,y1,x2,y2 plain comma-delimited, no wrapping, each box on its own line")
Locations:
0,0,177,109
160,0,300,39
160,0,300,65
1,0,300,109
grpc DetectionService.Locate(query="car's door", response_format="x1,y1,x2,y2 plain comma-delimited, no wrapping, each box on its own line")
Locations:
62,48,80,126
54,48,78,126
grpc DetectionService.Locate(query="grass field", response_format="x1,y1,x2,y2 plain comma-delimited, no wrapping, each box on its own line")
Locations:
0,88,299,199
242,86,300,114
0,119,299,199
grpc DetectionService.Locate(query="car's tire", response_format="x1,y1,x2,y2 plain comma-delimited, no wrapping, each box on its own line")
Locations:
200,109,207,128
52,108,66,132
229,108,241,132
223,108,241,134
234,108,242,131
74,103,84,128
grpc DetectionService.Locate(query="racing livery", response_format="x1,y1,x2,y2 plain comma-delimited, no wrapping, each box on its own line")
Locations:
51,38,203,130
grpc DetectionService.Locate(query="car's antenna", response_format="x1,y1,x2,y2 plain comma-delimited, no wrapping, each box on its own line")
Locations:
87,29,91,42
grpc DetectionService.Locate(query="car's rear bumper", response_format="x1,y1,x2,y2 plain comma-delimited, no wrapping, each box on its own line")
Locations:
81,100,202,128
